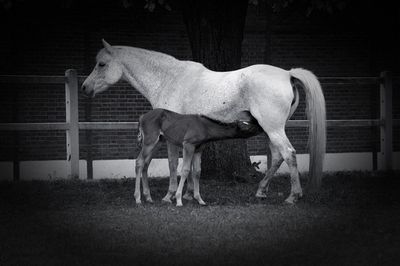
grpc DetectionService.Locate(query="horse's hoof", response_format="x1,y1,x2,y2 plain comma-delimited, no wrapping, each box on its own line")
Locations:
294,192,303,200
284,193,301,204
199,200,207,206
255,191,267,198
183,194,193,201
176,202,183,207
135,200,142,205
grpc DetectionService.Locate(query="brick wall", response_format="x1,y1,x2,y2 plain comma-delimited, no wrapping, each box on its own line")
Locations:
0,3,398,162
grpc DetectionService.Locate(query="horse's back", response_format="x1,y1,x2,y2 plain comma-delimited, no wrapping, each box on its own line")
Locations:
242,64,290,81
243,64,294,104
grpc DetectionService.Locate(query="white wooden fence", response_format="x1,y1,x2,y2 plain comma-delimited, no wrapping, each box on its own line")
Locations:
0,69,397,180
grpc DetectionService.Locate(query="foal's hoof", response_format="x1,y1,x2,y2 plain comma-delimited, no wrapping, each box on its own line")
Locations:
176,202,183,207
284,198,296,204
146,198,154,204
183,194,193,201
198,200,207,206
135,200,142,205
162,197,172,204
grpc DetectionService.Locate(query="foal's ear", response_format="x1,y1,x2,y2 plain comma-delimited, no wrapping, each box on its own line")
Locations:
102,39,114,54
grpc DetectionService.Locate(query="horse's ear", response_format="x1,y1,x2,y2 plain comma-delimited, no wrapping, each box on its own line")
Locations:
102,39,114,54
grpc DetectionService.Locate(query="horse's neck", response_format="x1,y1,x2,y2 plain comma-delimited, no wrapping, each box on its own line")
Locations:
118,47,186,104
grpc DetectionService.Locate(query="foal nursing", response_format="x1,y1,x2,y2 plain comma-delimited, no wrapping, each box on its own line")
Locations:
134,108,262,206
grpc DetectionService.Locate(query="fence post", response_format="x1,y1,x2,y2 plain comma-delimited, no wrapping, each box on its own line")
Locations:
380,71,393,171
65,69,80,179
12,90,20,180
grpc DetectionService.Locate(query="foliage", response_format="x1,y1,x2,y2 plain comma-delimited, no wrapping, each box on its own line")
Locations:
136,0,348,16
121,0,172,12
268,0,347,16
1,0,347,15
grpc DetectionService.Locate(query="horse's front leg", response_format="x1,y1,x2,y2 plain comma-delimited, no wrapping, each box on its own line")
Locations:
162,142,179,203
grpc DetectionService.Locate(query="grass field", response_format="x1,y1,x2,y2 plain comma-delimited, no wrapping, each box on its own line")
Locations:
1,171,399,265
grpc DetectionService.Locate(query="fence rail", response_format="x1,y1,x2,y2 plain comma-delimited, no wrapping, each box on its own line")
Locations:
0,69,397,180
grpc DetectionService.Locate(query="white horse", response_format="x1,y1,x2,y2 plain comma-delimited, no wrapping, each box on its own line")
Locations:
82,39,326,204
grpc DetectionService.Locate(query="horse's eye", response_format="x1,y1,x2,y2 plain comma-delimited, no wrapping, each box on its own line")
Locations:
98,62,106,67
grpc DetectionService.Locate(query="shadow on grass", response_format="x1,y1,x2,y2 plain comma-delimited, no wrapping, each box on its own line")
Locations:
0,171,399,265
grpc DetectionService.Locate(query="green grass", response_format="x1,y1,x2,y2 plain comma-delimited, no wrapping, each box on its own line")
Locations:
0,171,399,265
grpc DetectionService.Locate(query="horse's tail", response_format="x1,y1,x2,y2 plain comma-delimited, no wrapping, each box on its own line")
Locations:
289,68,326,190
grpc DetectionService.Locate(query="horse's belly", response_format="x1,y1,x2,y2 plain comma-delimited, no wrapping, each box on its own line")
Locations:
182,75,248,122
155,70,249,122
188,102,245,122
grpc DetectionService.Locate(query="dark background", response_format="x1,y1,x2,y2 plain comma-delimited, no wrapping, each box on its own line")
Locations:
0,2,399,265
0,0,399,163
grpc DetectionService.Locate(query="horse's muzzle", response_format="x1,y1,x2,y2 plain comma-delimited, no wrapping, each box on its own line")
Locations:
81,85,95,98
81,90,95,98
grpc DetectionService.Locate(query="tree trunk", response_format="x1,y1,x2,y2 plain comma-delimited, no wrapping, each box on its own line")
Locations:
181,0,256,180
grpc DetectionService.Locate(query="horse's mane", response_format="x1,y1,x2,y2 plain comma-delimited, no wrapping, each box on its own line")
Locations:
112,46,205,71
114,46,181,66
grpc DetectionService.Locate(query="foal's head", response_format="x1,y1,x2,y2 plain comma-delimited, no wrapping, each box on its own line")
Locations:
81,39,124,97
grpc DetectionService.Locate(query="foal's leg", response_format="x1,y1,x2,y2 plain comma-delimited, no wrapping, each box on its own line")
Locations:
134,150,144,204
175,143,195,207
135,138,159,204
182,171,194,201
256,144,284,198
163,142,194,203
192,151,206,205
141,143,159,203
162,142,179,203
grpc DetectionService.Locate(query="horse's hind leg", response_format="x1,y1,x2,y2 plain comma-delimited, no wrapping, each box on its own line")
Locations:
162,142,179,203
192,151,206,205
256,144,284,198
268,130,303,203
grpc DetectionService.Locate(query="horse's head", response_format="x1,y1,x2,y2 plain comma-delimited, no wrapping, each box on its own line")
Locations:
81,39,123,97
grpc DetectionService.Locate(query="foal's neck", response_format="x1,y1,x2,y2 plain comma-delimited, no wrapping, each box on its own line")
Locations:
117,47,185,103
203,118,239,141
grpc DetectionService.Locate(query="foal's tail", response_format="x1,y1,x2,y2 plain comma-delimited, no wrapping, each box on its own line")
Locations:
289,68,326,190
137,118,143,147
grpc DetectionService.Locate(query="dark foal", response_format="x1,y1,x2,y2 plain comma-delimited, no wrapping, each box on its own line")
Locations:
134,108,262,206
